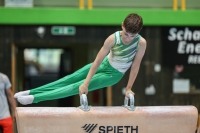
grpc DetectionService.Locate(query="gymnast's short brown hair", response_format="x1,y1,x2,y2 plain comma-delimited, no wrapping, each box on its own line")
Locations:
123,13,143,34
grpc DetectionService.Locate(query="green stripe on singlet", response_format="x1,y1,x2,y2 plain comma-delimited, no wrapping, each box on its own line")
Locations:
111,31,140,63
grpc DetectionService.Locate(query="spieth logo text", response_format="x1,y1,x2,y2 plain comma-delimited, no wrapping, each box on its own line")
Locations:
82,124,98,133
82,124,138,133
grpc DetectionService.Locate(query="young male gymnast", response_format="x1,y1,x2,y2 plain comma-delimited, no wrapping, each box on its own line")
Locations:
14,13,147,105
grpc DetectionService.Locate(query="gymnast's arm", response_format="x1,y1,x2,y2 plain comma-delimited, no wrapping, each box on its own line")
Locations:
125,37,147,97
79,34,115,95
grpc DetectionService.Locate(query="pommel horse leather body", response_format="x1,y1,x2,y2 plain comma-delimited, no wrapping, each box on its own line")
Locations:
16,94,198,133
16,106,198,133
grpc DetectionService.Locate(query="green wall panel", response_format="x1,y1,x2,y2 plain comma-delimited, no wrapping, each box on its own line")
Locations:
0,7,200,26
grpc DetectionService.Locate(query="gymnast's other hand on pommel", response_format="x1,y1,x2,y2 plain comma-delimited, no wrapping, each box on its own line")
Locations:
79,83,88,96
125,88,135,98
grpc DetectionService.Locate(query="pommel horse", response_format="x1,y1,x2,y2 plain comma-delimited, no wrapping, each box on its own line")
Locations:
15,94,198,133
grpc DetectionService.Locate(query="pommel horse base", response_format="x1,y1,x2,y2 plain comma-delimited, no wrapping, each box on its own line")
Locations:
16,94,198,133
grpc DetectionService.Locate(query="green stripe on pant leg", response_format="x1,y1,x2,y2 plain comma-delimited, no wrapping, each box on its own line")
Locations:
88,71,123,92
30,57,109,95
33,72,122,103
33,70,123,103
88,57,124,91
30,63,92,95
32,57,123,103
33,80,84,103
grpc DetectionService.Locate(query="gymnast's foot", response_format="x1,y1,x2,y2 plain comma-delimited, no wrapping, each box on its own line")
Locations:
17,95,34,105
14,90,30,98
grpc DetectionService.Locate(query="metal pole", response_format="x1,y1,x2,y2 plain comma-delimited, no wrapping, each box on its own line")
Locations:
79,0,84,9
88,0,93,9
173,0,178,10
181,0,186,10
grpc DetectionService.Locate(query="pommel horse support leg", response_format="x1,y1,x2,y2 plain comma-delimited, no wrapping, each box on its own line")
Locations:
16,94,198,133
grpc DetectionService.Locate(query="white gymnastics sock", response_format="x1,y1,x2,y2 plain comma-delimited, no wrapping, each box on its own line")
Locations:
14,90,30,98
17,95,34,105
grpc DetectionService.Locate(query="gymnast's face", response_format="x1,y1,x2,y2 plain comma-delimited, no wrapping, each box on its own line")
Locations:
121,23,136,45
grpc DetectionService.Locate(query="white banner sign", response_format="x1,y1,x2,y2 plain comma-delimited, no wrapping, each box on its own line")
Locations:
5,0,33,7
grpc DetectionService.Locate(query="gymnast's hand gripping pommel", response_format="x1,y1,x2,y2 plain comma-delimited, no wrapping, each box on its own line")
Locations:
79,93,135,112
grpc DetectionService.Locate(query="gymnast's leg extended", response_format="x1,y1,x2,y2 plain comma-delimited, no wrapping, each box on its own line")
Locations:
16,57,124,105
14,63,92,98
